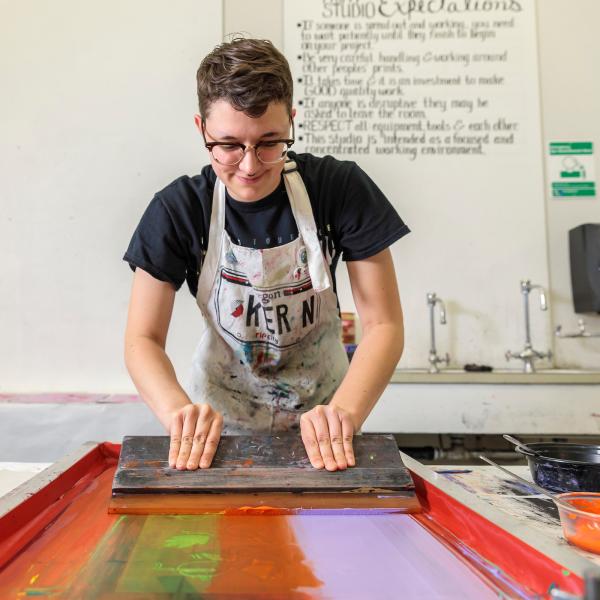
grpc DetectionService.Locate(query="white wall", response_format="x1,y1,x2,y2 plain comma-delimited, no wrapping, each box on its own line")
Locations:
1,0,599,394
538,0,600,368
1,0,222,392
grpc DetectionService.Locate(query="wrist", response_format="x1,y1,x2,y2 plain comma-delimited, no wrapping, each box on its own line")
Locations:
159,398,192,432
329,400,363,432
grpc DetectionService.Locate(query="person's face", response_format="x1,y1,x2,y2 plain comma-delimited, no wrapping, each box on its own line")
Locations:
195,100,295,202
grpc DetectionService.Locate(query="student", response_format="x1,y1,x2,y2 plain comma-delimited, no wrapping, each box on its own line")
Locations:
124,38,409,473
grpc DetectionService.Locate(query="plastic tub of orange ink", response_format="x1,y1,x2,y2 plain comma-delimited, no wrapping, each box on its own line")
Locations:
556,492,600,554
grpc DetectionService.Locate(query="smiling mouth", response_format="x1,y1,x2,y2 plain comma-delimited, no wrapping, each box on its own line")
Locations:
237,173,264,184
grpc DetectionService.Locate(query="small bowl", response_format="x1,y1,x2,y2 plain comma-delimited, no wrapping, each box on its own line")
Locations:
556,492,600,554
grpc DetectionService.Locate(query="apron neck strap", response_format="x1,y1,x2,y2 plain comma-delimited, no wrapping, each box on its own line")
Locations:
282,161,331,293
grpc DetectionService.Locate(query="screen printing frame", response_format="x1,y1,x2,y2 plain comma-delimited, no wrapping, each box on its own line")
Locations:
0,441,590,598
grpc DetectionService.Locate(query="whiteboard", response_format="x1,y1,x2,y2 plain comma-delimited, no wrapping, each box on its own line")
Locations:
284,0,549,370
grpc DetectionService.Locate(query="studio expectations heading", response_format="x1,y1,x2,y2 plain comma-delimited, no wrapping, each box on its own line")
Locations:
321,0,523,20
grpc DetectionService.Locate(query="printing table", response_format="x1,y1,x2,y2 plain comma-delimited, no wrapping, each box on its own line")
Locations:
1,443,599,599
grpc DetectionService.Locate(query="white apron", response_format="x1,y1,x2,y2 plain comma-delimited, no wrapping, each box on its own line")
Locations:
187,161,349,434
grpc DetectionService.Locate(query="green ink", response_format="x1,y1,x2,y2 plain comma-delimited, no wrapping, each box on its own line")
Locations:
78,514,223,595
164,533,210,549
177,562,218,580
562,569,570,576
191,552,220,561
116,516,221,594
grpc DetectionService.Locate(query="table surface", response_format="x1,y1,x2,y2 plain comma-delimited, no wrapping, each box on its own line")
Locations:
0,460,499,599
4,459,596,564
2,459,598,597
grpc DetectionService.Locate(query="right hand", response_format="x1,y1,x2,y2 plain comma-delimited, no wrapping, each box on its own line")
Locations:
168,403,223,470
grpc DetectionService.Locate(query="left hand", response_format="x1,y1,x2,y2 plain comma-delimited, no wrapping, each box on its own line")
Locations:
300,404,356,471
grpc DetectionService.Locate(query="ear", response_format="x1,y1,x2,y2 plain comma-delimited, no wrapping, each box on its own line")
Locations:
291,107,297,119
193,114,203,134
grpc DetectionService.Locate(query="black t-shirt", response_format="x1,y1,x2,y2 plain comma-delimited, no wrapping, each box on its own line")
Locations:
124,151,410,297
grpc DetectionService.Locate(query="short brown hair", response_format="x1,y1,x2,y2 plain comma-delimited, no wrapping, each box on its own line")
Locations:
196,38,293,119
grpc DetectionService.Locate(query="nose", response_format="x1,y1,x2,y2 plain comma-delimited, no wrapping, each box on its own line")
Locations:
237,146,260,175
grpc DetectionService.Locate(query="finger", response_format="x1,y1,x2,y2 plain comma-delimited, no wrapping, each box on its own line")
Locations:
341,415,355,467
301,416,324,469
199,413,223,469
176,407,198,470
168,411,184,468
186,405,213,469
326,411,347,470
312,407,337,471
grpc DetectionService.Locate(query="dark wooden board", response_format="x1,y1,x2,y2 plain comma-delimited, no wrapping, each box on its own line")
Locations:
111,434,415,495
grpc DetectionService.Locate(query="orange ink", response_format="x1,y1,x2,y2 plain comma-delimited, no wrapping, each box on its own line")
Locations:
557,494,600,554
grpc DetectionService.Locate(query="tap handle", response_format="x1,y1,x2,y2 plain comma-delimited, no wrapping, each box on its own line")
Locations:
533,348,553,360
438,300,447,324
521,280,548,310
539,288,548,311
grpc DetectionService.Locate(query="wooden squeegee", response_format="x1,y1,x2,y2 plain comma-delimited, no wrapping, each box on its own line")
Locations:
109,433,421,515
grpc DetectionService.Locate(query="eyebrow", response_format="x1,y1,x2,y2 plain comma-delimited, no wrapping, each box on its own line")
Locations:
216,130,285,142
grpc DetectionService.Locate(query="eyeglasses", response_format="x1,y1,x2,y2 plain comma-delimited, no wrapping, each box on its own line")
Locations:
201,119,295,166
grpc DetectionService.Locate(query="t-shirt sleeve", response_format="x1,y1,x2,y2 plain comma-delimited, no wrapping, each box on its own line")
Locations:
336,163,410,261
123,195,188,290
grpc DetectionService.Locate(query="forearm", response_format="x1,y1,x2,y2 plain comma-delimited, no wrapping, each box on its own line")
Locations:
329,322,404,430
125,335,192,430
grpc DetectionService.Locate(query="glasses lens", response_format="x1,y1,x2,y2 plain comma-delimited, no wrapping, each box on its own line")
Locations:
256,142,288,164
212,145,244,165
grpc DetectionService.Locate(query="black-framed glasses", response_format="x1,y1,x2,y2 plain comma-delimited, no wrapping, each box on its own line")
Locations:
201,119,295,166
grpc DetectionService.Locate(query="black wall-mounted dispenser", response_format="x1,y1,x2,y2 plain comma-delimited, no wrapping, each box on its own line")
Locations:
569,223,600,313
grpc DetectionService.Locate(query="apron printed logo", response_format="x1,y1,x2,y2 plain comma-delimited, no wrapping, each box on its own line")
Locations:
231,299,244,318
221,270,251,287
246,293,316,333
216,267,321,351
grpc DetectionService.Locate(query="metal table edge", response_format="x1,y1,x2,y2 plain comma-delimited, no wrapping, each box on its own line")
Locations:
0,441,102,518
401,451,597,578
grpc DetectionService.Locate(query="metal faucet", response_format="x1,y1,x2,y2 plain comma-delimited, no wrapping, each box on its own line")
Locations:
505,280,552,373
556,318,600,338
427,292,450,373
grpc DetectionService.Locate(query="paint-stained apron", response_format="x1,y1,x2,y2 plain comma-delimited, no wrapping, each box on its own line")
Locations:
187,161,349,433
